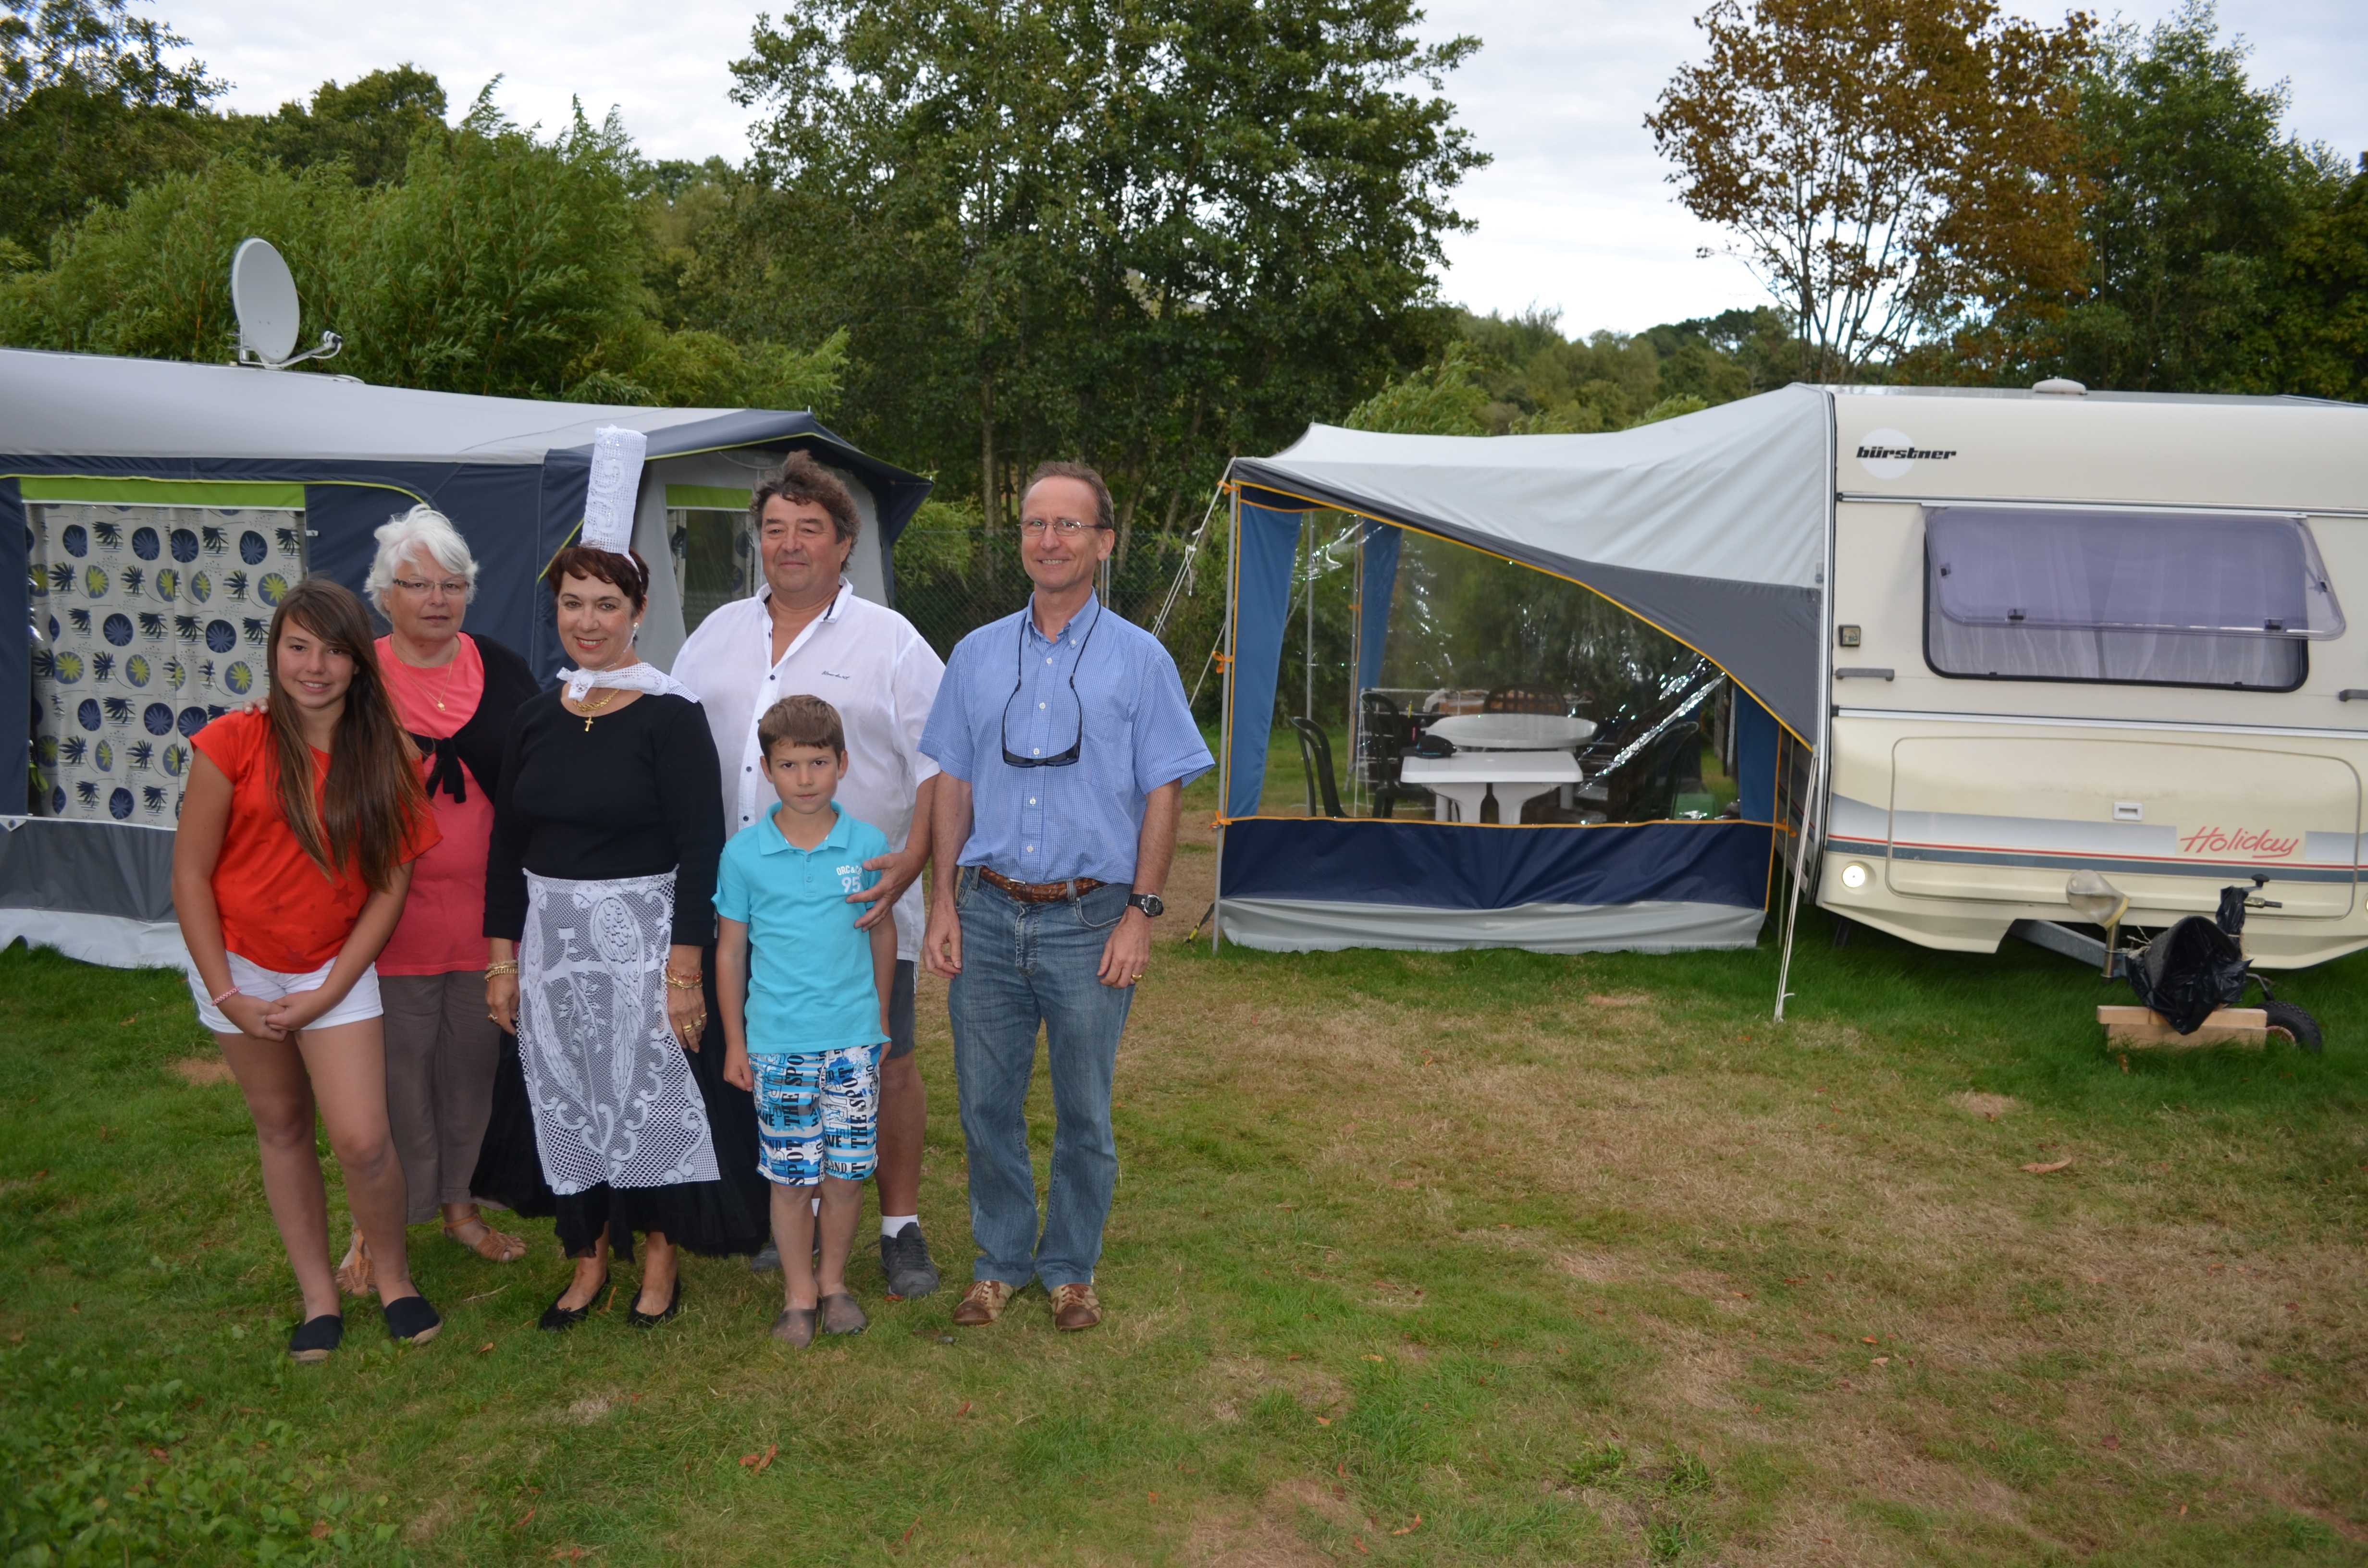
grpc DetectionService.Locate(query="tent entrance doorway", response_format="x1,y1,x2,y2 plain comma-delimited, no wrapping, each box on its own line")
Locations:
1216,480,1786,957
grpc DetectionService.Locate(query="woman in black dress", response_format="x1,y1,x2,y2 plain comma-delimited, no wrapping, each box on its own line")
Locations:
476,541,767,1327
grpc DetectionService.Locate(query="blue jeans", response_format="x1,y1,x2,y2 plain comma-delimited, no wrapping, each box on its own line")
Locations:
948,870,1135,1291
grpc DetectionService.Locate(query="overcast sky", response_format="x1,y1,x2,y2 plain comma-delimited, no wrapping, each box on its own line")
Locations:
167,0,2368,337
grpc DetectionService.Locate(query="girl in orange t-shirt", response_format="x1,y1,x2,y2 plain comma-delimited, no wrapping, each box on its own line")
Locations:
173,578,444,1363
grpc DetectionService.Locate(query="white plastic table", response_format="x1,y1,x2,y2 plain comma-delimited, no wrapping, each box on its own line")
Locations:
1423,713,1597,750
1399,750,1584,823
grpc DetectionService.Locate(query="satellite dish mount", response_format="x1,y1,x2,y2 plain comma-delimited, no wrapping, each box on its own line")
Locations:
231,237,343,370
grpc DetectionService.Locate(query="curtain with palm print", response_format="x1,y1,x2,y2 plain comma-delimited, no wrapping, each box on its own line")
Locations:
27,503,306,822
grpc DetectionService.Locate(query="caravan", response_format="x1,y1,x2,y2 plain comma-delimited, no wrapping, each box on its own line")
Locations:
1819,386,2368,968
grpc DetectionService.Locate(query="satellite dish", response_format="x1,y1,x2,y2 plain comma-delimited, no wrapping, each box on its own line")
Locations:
232,238,301,364
229,238,344,370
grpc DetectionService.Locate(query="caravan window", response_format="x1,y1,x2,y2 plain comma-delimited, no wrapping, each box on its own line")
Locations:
1923,507,2341,691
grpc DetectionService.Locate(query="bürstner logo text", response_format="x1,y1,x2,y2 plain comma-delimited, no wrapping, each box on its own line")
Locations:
1855,442,1956,462
1855,427,1953,479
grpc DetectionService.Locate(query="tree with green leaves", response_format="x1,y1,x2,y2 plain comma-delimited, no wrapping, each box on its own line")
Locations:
2042,3,2345,392
0,153,353,359
0,0,223,259
2277,165,2368,402
220,64,446,188
1647,0,2092,381
0,84,845,408
726,0,1483,607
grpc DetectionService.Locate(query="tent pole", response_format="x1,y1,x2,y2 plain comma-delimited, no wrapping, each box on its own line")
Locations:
1303,518,1315,720
1776,390,1841,1024
1213,484,1239,956
1348,525,1363,814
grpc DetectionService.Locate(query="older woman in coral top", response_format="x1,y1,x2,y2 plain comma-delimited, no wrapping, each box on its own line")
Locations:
331,507,543,1292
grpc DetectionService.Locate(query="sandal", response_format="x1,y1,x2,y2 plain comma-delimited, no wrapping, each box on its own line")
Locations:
334,1232,373,1297
820,1292,868,1336
443,1216,528,1263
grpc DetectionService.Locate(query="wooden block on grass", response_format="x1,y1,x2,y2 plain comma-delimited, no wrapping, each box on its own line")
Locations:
2097,1005,2267,1048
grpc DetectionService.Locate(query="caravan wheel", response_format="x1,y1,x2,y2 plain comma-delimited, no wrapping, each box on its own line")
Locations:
2262,1001,2323,1055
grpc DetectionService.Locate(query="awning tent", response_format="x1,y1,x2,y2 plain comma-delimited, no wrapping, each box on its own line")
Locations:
0,347,929,969
1215,383,1830,955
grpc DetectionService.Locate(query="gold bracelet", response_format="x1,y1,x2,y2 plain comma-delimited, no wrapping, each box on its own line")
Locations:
664,969,704,991
484,960,519,977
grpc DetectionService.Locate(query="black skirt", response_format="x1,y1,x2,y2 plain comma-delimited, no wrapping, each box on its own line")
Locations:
469,960,768,1262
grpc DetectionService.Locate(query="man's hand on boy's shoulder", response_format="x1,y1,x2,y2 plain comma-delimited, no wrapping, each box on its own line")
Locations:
849,841,923,929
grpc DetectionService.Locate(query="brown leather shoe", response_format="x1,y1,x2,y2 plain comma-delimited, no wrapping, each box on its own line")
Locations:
1050,1282,1102,1332
950,1279,1013,1327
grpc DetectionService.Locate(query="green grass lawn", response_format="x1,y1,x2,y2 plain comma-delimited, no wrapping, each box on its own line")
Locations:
4,858,2365,1564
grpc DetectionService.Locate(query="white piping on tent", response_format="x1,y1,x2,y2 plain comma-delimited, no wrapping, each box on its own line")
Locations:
1773,390,1840,1023
1221,897,1767,955
1148,483,1231,708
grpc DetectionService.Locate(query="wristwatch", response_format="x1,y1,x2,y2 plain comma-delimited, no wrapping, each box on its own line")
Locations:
1127,892,1165,918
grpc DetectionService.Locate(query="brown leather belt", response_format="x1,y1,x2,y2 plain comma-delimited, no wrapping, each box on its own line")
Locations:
977,868,1106,903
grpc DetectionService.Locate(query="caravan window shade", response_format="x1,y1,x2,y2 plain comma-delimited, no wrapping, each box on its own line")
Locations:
1923,507,2332,691
1926,507,2344,638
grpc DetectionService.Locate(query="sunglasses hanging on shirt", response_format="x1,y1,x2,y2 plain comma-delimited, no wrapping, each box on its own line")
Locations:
1000,601,1102,769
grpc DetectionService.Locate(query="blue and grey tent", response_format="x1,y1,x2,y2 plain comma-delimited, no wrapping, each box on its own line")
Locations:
1214,386,1828,955
0,347,928,968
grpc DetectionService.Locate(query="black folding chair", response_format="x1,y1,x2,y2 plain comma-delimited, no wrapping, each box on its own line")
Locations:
1287,717,1345,818
1355,691,1424,818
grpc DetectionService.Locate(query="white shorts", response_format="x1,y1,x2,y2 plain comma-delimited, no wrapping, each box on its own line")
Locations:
191,953,383,1036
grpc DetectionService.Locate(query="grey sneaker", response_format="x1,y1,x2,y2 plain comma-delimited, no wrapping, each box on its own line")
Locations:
879,1222,940,1298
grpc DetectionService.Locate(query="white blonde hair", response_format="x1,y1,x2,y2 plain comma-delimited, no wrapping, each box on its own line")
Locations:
365,504,479,612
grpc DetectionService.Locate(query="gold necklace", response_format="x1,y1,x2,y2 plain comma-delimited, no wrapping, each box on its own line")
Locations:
396,641,462,710
575,686,622,731
419,653,460,711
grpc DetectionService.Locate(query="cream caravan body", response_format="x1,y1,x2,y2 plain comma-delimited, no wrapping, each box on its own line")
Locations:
1817,387,2368,968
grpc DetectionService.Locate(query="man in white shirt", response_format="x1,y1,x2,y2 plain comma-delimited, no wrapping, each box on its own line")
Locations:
671,453,946,1298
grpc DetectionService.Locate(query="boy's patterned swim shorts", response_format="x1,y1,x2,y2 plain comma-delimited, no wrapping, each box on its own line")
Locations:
750,1043,882,1186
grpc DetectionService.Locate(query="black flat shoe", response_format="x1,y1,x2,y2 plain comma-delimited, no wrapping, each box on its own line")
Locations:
539,1271,609,1332
627,1275,682,1328
289,1313,343,1363
383,1293,441,1345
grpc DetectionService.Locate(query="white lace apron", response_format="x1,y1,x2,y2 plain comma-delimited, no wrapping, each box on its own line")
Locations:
517,870,719,1195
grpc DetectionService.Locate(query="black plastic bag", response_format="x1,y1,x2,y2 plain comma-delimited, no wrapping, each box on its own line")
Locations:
2125,915,2250,1034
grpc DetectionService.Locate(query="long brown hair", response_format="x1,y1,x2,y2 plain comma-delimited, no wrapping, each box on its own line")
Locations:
264,578,426,893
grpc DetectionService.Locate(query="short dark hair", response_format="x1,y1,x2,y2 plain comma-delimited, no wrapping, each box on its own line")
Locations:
545,544,649,613
751,451,860,546
1023,460,1113,533
759,693,845,759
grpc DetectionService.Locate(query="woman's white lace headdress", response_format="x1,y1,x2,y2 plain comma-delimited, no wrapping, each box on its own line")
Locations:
580,424,647,554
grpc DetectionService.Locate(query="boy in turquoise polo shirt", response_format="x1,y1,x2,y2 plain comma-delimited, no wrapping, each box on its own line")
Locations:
718,694,896,1347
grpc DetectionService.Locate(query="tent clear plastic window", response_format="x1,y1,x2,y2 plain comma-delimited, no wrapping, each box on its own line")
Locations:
668,508,752,634
1348,524,1729,824
1924,507,2333,690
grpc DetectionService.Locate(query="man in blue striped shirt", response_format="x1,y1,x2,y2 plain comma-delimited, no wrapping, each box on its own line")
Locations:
919,461,1211,1333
